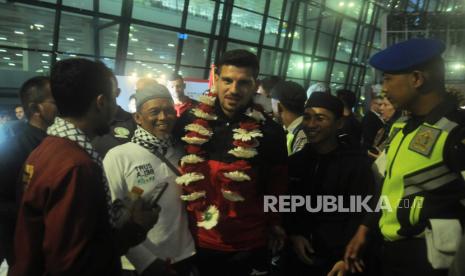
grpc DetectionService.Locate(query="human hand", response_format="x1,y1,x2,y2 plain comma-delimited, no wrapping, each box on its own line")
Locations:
289,235,314,265
327,260,347,276
344,225,369,273
130,199,161,232
268,225,287,254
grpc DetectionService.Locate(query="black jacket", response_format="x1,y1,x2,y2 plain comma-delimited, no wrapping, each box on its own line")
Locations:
286,144,376,260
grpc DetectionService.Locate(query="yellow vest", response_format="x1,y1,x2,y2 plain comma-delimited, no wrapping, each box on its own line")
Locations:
379,116,460,241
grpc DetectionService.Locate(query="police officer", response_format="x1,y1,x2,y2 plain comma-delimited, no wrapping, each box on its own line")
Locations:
92,74,137,157
335,39,465,276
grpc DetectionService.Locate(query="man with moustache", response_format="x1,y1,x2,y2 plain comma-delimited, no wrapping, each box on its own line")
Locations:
103,82,195,276
286,92,375,276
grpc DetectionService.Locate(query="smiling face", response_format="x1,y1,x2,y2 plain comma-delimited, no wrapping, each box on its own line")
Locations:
216,65,257,118
134,98,176,139
302,107,340,145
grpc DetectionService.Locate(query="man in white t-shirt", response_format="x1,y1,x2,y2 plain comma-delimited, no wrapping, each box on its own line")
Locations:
103,82,195,276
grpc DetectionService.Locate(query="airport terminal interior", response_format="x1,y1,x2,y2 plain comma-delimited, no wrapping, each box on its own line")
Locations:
1,0,465,275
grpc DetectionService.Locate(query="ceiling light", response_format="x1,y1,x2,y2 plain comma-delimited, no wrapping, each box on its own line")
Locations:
146,48,153,51
42,53,50,57
41,60,48,64
56,57,61,61
339,2,345,7
8,63,15,66
349,2,354,7
109,43,117,47
0,37,7,41
14,31,24,35
34,24,45,28
147,73,153,78
168,43,175,47
66,37,75,41
131,38,138,42
43,65,49,69
16,53,23,57
69,54,76,57
49,43,53,46
0,49,6,52
136,61,141,64
3,57,11,60
128,52,134,56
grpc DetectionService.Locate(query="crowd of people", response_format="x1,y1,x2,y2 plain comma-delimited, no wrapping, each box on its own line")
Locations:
0,38,464,276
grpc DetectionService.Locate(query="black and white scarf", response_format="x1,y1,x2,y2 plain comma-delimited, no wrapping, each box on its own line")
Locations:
47,117,115,226
131,126,175,156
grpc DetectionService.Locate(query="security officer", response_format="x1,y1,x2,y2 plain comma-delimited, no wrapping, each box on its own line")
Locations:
338,39,465,276
92,74,137,157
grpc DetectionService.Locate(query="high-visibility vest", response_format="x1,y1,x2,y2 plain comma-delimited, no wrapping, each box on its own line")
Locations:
379,116,461,241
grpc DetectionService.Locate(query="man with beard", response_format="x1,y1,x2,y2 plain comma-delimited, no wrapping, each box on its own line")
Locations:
0,76,57,266
10,59,159,276
286,92,375,276
103,82,195,276
176,49,288,276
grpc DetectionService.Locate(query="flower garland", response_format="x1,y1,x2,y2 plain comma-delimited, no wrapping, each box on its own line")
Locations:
176,91,266,230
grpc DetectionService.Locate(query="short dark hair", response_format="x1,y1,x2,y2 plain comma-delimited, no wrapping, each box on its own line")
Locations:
168,73,184,82
416,56,445,92
336,89,357,109
50,58,114,117
18,76,50,119
260,76,282,92
217,49,259,79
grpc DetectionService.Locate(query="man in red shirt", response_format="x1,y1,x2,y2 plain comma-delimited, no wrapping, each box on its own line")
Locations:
167,73,197,117
177,50,288,275
10,59,159,276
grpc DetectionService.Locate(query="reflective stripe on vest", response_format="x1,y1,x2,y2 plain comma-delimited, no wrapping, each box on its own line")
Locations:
379,117,458,241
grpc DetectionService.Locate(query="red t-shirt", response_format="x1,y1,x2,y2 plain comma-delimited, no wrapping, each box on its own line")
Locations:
10,137,121,276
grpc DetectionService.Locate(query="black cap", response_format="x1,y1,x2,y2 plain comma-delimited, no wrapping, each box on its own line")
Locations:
270,81,307,114
305,92,344,118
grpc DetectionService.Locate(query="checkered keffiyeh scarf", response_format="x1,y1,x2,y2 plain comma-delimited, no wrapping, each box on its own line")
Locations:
47,117,116,226
131,126,175,156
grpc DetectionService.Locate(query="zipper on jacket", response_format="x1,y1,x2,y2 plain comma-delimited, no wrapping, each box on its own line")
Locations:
388,134,407,179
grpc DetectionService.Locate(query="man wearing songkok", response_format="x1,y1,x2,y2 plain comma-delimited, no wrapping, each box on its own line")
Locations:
103,82,195,276
286,92,375,276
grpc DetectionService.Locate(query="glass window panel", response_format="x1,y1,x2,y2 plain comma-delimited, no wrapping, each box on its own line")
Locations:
0,49,51,74
303,27,316,53
319,10,336,34
260,49,281,76
310,60,327,81
125,60,175,80
315,33,333,58
100,0,122,16
234,0,265,13
100,23,119,58
340,19,357,41
179,66,206,80
364,69,373,84
292,26,304,52
181,35,209,67
269,0,284,19
128,25,178,64
366,3,374,24
296,2,305,26
60,13,116,56
133,0,184,27
305,4,320,23
335,39,353,62
373,30,381,49
187,0,223,34
352,67,360,84
62,0,92,10
0,4,55,51
331,62,349,83
229,7,263,43
226,42,257,54
263,18,280,47
287,54,310,79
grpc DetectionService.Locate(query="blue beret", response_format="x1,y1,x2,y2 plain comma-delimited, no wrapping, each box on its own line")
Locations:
369,38,445,73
